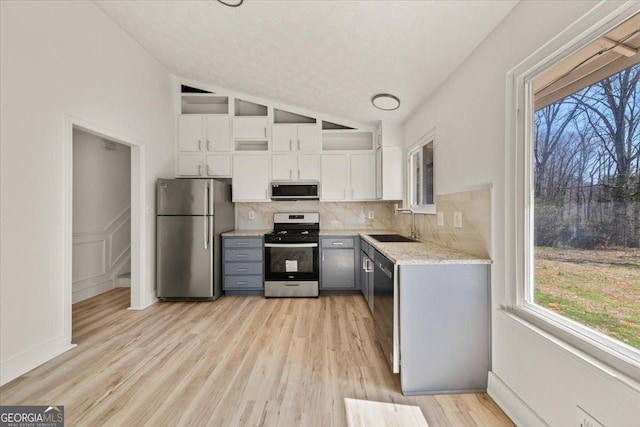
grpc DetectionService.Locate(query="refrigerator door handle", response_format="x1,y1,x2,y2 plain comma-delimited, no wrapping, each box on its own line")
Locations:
204,184,209,250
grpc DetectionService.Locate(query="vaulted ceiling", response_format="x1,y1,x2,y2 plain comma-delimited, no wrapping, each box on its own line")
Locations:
96,0,518,125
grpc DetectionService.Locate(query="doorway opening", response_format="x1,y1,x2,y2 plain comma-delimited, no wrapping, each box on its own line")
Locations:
64,116,147,348
71,129,131,341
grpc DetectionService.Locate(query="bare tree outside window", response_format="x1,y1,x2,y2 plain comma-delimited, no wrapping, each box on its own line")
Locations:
533,63,640,350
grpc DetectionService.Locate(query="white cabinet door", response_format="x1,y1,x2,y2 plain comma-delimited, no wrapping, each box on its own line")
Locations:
205,115,230,152
321,154,348,200
232,155,270,201
178,115,203,152
380,147,403,200
177,155,203,176
350,153,376,200
297,154,320,181
297,125,320,152
272,154,295,181
232,117,269,140
206,154,232,177
272,125,295,152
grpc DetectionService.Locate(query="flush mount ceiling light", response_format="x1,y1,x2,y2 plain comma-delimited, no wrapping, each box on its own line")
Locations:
372,94,400,111
216,0,243,7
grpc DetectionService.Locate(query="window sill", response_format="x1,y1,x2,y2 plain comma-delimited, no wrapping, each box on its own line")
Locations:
499,306,640,392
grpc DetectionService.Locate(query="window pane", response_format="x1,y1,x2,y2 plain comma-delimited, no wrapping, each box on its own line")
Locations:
532,63,640,350
422,143,434,205
409,141,434,207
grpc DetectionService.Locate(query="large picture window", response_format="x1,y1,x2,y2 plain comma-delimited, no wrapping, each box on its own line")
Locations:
507,4,640,382
532,63,640,350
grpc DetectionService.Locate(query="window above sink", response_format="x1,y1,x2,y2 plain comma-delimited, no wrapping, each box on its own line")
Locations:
406,130,435,214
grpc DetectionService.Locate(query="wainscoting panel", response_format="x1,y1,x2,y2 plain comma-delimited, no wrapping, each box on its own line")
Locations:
72,207,131,303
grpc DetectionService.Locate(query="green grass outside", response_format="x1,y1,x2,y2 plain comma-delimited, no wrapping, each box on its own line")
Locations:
534,247,640,350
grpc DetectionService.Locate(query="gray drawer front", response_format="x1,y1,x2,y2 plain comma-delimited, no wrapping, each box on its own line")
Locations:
361,239,370,253
321,238,354,249
224,237,262,248
224,249,263,262
224,275,263,289
225,262,263,275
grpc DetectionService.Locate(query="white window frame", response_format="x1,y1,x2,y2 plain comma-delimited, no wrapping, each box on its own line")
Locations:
406,130,436,214
505,1,640,385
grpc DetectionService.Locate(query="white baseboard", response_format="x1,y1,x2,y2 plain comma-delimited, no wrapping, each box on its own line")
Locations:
0,335,76,386
487,372,549,427
72,280,114,303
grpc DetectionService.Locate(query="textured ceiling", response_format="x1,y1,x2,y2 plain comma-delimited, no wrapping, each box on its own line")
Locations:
95,0,518,125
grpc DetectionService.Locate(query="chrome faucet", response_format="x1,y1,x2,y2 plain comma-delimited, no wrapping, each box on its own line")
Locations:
394,204,418,239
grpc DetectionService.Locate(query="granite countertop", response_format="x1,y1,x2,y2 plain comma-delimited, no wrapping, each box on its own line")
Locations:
359,233,492,266
221,229,270,237
223,228,491,265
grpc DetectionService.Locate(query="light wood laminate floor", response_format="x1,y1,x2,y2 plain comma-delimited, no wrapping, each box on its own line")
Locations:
0,288,514,427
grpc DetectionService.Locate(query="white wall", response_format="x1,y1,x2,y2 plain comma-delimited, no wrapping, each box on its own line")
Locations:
73,130,131,233
0,1,174,385
72,130,131,302
403,1,640,426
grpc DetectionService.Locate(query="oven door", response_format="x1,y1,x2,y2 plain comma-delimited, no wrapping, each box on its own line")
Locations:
264,243,319,282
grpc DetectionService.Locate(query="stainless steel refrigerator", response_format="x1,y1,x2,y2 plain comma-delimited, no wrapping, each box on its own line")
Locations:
156,179,234,300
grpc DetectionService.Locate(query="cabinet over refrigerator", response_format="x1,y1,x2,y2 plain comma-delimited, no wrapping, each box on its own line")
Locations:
156,178,234,300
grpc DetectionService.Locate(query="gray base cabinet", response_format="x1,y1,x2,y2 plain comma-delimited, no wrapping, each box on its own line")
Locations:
359,239,374,312
320,237,359,290
223,237,264,293
398,264,490,395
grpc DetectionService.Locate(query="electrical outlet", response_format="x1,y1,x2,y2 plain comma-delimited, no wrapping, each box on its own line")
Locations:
576,406,604,427
368,210,375,219
453,212,463,228
248,210,255,220
437,211,444,226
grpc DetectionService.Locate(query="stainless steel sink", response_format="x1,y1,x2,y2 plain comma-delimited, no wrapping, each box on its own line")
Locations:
367,234,418,243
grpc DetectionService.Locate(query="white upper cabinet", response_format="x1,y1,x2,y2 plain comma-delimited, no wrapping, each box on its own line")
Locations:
297,125,321,152
179,115,231,153
350,153,376,200
272,153,320,181
321,154,348,200
232,154,270,202
321,153,376,201
206,154,232,177
205,115,231,151
272,126,296,152
375,123,404,200
177,155,204,177
272,154,295,181
178,115,204,152
272,124,320,152
297,154,320,181
271,124,320,181
232,117,269,140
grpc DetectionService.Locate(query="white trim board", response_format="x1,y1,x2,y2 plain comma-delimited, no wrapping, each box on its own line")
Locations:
0,335,76,387
64,115,150,331
487,372,548,427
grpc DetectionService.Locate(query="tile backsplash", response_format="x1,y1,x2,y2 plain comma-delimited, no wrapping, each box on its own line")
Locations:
236,201,396,230
392,188,491,259
235,188,491,259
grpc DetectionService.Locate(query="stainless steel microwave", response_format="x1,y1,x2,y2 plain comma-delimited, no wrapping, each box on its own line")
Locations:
271,183,319,200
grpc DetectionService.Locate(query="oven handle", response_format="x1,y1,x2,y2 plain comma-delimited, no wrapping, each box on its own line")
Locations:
264,243,318,248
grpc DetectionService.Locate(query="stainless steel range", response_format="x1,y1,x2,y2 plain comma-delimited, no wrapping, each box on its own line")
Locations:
264,212,319,298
